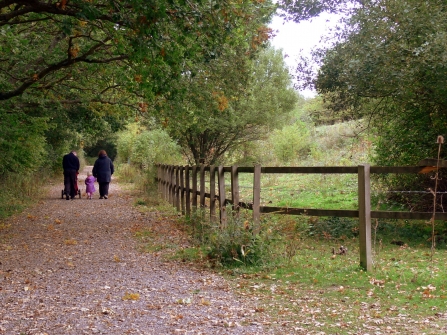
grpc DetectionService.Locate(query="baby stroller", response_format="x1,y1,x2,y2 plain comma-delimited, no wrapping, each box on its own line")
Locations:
61,172,82,199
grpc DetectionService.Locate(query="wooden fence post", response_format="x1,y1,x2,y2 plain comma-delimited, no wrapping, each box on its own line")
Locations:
170,166,176,206
231,165,240,217
169,165,175,206
157,164,161,193
167,165,172,203
358,164,372,271
253,164,261,234
192,166,198,212
180,166,185,215
218,165,227,227
164,165,169,201
160,164,163,195
200,164,206,209
209,165,216,222
185,166,191,216
175,166,180,211
158,164,164,197
161,165,166,200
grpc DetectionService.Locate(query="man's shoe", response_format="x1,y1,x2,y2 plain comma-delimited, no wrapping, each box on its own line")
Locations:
66,194,69,200
104,195,108,199
99,196,104,199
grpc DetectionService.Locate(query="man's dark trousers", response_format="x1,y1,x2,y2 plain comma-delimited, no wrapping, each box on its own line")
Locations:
64,169,77,199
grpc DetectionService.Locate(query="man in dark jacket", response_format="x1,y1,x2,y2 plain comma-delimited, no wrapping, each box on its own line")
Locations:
62,150,80,200
92,150,114,199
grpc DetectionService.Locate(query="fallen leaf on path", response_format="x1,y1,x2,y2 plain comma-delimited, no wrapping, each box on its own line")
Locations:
122,292,140,300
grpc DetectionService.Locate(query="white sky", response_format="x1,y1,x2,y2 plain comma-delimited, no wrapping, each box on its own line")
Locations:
269,13,341,98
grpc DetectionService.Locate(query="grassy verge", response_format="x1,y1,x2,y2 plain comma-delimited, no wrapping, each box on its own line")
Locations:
224,239,447,334
0,170,53,219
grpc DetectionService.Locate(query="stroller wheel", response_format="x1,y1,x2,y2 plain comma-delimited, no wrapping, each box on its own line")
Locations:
61,190,64,199
78,190,81,199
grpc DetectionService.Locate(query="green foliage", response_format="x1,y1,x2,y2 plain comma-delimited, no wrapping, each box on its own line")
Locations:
260,115,370,167
0,0,277,176
227,141,270,166
160,46,298,165
305,0,447,208
0,111,48,174
84,138,118,162
1,0,275,104
186,209,275,267
115,124,137,165
270,120,311,163
116,123,183,169
372,111,446,211
278,0,351,22
309,120,371,165
301,95,348,126
115,164,141,184
0,170,52,219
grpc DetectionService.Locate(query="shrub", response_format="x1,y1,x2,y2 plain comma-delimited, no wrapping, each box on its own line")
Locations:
116,124,183,168
0,111,48,174
187,208,275,267
270,121,311,163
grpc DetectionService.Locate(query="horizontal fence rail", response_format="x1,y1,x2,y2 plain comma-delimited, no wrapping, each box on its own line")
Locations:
156,162,446,271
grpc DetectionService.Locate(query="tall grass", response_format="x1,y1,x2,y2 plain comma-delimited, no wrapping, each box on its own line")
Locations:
114,163,157,194
0,169,53,219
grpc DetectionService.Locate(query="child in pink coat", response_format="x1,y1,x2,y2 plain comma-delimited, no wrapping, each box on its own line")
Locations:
85,171,96,200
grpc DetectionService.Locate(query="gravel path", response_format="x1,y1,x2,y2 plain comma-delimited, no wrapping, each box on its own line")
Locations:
0,167,267,335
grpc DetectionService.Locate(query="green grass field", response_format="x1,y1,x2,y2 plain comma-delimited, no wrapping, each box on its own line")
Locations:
237,173,359,210
224,238,447,334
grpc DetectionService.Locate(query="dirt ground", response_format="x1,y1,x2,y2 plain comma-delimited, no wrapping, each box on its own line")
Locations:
0,166,269,335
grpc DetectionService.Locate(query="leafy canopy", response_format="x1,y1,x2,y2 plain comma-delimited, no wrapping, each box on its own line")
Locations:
1,0,276,107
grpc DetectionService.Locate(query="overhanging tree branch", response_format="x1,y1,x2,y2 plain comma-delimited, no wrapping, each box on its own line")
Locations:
0,52,128,100
0,0,121,26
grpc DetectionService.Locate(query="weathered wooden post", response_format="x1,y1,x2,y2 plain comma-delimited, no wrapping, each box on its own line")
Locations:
170,165,175,206
161,165,166,199
175,166,180,211
169,165,175,206
217,165,227,227
180,166,185,215
200,164,206,209
157,164,161,193
159,164,164,198
358,164,372,271
209,165,216,222
231,165,240,217
166,165,172,203
253,164,261,234
192,166,198,212
185,166,191,216
164,165,169,201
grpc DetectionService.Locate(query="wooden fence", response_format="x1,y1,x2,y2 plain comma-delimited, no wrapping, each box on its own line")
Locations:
156,160,447,271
